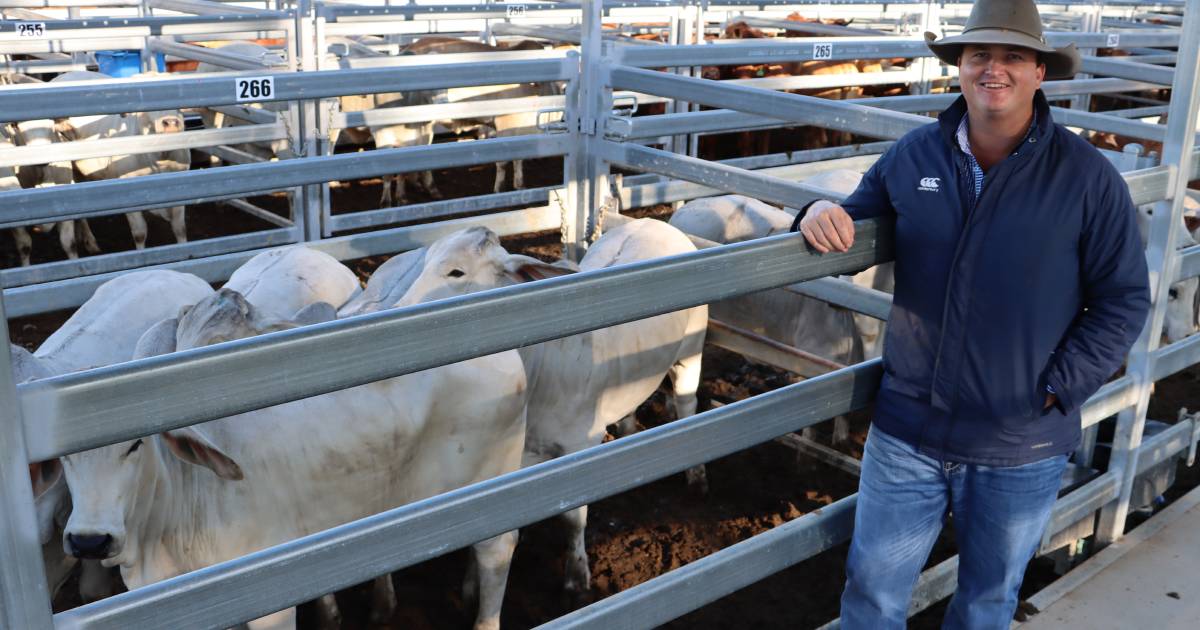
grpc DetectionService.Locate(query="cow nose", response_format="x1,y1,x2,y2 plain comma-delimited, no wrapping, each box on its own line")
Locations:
67,533,113,558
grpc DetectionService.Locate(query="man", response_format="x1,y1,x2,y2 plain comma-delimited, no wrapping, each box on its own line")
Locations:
797,1,1151,628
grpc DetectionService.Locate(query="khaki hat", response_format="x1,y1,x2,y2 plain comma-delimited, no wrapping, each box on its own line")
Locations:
925,0,1081,80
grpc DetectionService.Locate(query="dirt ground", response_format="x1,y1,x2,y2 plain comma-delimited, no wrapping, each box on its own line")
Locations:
8,121,1200,628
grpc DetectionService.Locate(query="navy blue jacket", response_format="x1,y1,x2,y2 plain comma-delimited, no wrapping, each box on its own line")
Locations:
830,91,1150,466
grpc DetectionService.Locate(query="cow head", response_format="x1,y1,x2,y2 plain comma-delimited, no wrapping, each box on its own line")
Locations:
394,227,577,307
723,21,766,39
62,425,243,565
61,290,315,565
174,288,304,350
141,110,185,135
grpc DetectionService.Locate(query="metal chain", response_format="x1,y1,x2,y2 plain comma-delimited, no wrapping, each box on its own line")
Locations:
280,105,297,156
552,188,569,251
592,172,624,243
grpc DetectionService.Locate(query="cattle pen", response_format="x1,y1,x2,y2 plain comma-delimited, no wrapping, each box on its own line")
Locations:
1,0,1199,628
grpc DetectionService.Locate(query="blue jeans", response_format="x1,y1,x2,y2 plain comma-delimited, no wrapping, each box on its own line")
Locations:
841,427,1068,630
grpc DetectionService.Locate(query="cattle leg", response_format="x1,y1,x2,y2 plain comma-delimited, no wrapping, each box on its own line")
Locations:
57,220,79,259
493,162,506,194
670,350,709,494
126,212,149,250
78,220,101,255
379,175,394,207
419,169,442,199
560,505,591,601
368,575,397,625
513,159,525,190
832,415,851,446
398,174,412,204
305,593,341,629
469,530,518,630
462,548,479,609
13,228,32,266
165,207,187,244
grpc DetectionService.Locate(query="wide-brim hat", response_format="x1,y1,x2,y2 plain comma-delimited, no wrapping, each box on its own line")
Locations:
924,0,1081,80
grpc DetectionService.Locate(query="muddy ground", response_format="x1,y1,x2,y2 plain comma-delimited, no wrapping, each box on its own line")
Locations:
8,126,1200,629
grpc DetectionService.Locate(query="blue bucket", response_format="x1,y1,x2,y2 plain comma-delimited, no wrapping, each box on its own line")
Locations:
95,50,167,77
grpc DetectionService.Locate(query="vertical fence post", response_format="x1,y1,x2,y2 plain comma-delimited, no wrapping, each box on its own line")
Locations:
687,0,705,160
0,298,55,630
912,0,941,96
296,0,323,242
285,0,308,241
312,3,334,238
1070,3,1101,114
1096,0,1200,546
561,0,611,261
138,0,153,73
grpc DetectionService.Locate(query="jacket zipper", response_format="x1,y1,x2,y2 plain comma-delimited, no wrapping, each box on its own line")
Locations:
928,151,981,410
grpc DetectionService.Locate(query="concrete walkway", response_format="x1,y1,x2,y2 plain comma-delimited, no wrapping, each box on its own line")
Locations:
1018,485,1200,630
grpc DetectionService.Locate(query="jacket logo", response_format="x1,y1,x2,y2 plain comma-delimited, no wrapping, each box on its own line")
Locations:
918,177,941,192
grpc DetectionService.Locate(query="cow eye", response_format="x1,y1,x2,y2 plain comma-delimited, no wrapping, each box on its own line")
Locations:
447,269,465,278
125,439,143,457
1169,288,1179,299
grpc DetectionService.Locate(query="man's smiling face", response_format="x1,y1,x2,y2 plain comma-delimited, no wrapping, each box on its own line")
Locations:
958,44,1046,118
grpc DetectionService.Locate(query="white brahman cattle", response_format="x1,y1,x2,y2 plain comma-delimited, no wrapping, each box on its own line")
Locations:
62,269,528,629
1135,203,1199,343
667,170,890,445
668,169,891,362
2,72,92,265
129,246,369,629
223,246,361,321
393,220,708,599
12,270,214,600
50,71,191,252
3,112,93,265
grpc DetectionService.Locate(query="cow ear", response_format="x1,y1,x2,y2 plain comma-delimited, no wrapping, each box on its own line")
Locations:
28,459,63,499
10,344,51,383
503,255,579,283
251,318,302,335
161,428,244,481
133,318,179,360
291,302,337,326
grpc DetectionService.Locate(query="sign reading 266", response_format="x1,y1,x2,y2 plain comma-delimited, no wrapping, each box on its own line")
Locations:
235,77,275,102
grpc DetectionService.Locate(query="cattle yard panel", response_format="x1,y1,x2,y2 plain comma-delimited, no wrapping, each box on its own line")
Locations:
1,1,1199,628
1096,0,1200,547
0,312,51,630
